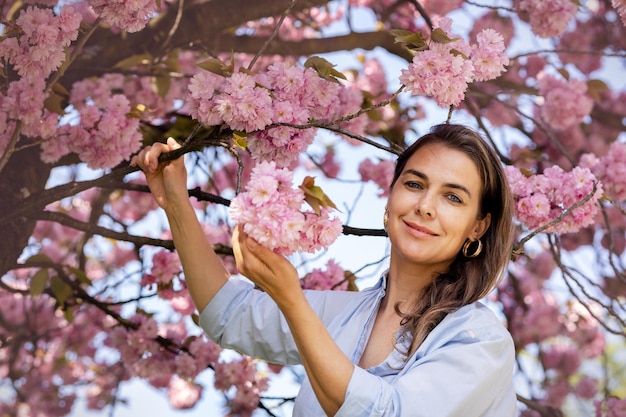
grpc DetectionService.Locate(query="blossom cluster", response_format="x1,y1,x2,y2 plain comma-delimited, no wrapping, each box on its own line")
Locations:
0,5,81,151
242,5,345,42
141,249,181,289
518,0,578,38
505,164,602,234
229,161,343,255
500,254,606,410
596,397,626,417
358,158,395,197
537,73,594,131
90,0,158,33
0,6,81,79
300,260,348,290
187,62,365,168
0,4,182,168
0,285,118,417
580,142,626,202
41,94,143,169
105,313,229,410
214,357,269,414
399,21,509,107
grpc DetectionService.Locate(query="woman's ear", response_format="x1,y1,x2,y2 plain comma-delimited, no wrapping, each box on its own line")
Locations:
472,213,491,240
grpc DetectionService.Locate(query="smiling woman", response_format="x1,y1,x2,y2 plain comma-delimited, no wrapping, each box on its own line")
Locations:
384,123,515,364
134,123,517,417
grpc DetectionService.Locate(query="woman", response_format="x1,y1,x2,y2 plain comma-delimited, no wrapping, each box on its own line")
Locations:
134,123,517,416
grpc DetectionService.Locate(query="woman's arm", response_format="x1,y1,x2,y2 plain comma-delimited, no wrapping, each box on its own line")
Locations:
133,138,229,312
232,227,355,417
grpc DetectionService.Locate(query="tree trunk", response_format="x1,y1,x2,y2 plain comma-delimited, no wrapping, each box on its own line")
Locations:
0,146,51,276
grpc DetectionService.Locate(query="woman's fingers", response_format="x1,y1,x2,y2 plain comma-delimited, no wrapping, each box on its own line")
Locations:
232,225,300,297
132,138,181,173
232,226,267,279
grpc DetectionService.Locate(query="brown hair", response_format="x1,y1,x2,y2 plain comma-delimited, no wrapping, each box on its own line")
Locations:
390,123,515,356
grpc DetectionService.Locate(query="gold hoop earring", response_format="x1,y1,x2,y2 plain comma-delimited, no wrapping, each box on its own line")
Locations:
462,239,482,258
383,208,389,233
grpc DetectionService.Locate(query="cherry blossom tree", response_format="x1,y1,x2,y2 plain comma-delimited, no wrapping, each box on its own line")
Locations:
1,1,625,416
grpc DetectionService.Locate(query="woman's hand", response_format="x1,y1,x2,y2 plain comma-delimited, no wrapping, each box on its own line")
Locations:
232,225,301,306
131,137,187,212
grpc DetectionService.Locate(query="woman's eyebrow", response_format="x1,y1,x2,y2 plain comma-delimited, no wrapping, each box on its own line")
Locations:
403,169,472,197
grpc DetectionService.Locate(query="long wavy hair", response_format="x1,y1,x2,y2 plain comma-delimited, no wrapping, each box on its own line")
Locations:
389,123,515,357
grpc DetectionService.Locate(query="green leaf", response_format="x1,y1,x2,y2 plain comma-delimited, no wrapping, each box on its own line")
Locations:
44,90,67,115
345,270,359,292
68,267,92,286
114,53,152,69
304,56,346,84
25,253,53,264
127,104,146,119
7,1,24,20
390,29,428,49
557,67,570,81
299,176,338,215
233,131,248,149
153,75,171,98
587,79,609,102
449,48,469,60
63,306,74,323
430,28,459,44
50,276,73,306
29,269,49,297
197,58,229,77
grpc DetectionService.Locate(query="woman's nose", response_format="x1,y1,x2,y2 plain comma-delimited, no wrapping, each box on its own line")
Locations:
415,194,434,218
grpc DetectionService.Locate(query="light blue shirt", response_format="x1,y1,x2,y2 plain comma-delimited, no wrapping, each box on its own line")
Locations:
200,276,517,416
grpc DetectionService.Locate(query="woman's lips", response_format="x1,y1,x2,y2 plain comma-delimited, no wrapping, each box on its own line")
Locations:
403,220,438,236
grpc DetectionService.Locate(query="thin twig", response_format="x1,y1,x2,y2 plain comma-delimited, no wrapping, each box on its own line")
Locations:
0,121,23,174
408,0,433,30
161,0,185,50
248,0,298,71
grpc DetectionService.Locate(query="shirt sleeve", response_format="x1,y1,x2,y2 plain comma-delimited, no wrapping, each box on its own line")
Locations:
199,278,360,366
335,320,516,417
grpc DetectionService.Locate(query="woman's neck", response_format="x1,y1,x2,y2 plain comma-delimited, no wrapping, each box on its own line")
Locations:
384,260,440,313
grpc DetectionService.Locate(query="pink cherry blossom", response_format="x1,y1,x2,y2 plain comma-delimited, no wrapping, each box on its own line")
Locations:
505,165,602,234
575,376,598,399
580,142,626,202
168,377,202,409
596,397,626,417
471,29,510,82
90,0,158,33
400,42,475,108
0,5,80,79
229,161,341,255
400,22,508,107
300,259,348,290
541,343,582,376
537,73,594,131
358,158,395,197
518,0,578,38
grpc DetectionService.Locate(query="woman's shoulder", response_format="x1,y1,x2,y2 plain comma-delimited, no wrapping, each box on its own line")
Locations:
427,301,513,347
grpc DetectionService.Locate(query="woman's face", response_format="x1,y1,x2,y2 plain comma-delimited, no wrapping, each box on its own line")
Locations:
387,142,491,274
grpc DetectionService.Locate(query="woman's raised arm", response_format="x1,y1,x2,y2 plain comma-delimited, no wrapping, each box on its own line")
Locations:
132,138,229,312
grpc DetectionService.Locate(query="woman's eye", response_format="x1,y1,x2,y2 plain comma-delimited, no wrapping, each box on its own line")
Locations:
405,181,422,189
447,194,462,203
